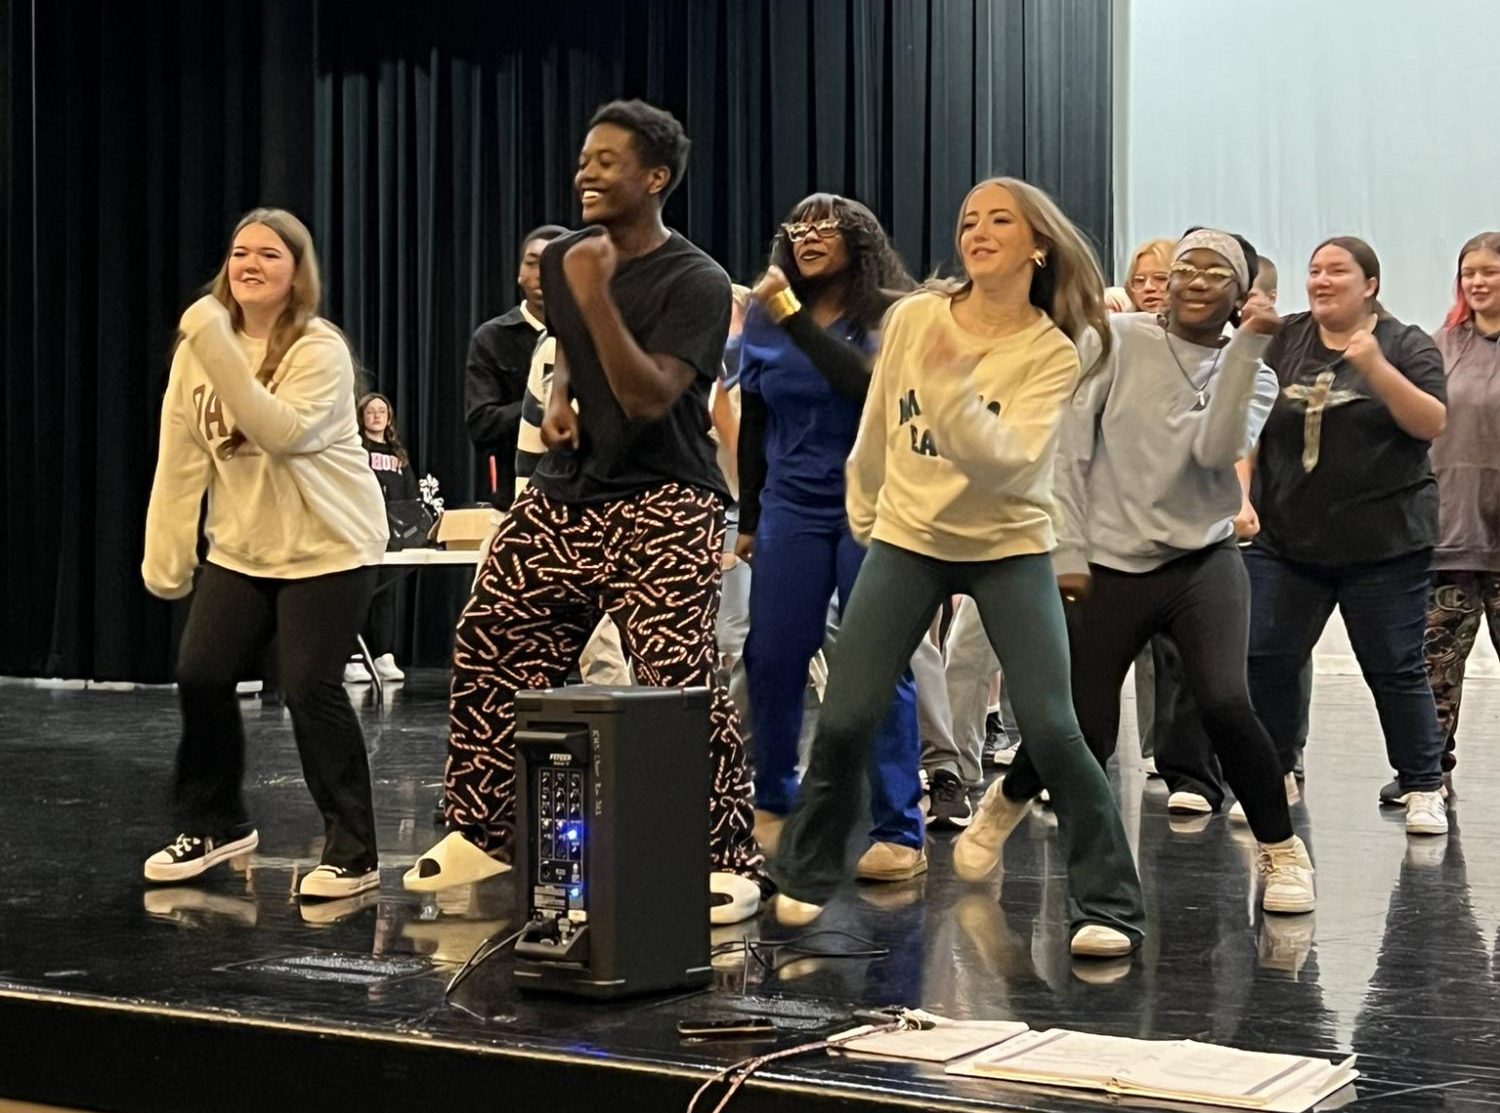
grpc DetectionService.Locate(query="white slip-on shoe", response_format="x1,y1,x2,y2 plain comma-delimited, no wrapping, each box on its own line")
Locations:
403,832,510,892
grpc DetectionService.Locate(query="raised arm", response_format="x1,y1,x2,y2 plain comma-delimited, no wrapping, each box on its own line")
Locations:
1190,320,1275,468
753,268,875,402
178,296,354,456
1345,327,1447,441
561,231,698,421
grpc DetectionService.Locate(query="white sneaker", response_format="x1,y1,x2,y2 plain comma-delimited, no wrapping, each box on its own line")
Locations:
1070,924,1135,958
235,680,263,696
299,864,381,900
1405,790,1449,836
952,781,1029,881
1143,757,1161,778
1167,791,1213,815
373,653,405,682
343,659,372,684
1258,836,1315,914
1230,774,1299,823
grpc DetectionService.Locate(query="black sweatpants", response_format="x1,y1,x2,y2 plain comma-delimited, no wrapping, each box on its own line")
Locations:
1007,542,1292,845
173,562,380,870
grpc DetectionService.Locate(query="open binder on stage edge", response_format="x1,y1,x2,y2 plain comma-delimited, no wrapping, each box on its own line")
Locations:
943,1029,1358,1113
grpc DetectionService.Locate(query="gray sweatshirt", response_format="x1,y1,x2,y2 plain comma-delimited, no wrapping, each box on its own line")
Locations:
1053,312,1275,577
1430,323,1500,573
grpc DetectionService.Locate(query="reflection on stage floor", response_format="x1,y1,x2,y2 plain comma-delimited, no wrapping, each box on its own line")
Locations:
1,671,1497,1111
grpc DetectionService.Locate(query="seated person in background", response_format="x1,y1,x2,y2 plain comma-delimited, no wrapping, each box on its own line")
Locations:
465,224,568,508
346,392,417,684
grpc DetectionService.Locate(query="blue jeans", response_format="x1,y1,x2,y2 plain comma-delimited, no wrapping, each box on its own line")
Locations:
742,504,922,849
1245,545,1443,791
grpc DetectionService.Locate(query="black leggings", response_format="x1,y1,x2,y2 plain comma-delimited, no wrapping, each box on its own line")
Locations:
173,562,380,870
1008,542,1292,845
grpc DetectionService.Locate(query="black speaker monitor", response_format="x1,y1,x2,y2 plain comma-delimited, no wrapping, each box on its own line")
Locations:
511,685,712,998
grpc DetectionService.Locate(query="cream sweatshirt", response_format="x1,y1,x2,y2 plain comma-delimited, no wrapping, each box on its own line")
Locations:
846,291,1081,562
142,295,388,599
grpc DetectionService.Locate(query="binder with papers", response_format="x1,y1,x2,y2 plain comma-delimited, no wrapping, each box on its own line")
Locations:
944,1029,1358,1113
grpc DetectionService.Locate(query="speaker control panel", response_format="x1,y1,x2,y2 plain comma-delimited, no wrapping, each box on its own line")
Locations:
532,765,587,923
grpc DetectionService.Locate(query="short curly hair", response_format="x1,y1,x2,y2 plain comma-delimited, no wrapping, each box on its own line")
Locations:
588,99,691,202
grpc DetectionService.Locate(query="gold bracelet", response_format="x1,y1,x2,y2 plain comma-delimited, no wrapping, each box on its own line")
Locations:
764,288,802,324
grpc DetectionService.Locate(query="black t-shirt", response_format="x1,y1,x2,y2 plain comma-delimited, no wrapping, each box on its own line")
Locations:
529,227,731,505
1253,312,1446,565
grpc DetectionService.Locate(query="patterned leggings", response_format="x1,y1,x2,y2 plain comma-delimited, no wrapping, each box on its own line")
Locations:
443,482,763,879
1423,571,1500,771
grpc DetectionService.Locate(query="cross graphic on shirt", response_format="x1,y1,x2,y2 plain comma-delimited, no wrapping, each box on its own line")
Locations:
1282,370,1362,472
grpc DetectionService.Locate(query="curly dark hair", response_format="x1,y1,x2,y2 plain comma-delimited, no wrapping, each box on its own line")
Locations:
769,193,914,332
588,99,691,202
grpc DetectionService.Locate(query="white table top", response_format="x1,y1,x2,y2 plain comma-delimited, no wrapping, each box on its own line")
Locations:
381,547,484,566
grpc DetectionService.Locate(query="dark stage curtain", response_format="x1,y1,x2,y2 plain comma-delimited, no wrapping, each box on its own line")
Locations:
2,0,1112,682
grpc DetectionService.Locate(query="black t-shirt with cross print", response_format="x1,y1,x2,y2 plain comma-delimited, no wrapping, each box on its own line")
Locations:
1252,311,1447,566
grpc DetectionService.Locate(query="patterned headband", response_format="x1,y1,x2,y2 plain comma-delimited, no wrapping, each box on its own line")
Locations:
1174,230,1250,290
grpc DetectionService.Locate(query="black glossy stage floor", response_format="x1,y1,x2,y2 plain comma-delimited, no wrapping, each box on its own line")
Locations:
2,672,1499,1112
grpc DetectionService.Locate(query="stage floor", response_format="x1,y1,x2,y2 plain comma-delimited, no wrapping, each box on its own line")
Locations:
2,672,1498,1111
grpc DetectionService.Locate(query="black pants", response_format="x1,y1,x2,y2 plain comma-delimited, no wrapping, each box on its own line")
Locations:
362,569,406,658
1155,633,1313,807
174,562,380,870
1008,542,1292,845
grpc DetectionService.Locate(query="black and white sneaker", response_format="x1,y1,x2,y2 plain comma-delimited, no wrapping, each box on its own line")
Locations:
143,826,259,883
299,864,381,900
927,769,974,829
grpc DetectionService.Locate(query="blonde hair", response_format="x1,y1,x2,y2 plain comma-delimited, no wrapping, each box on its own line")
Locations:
1126,237,1175,284
928,177,1112,362
207,208,324,457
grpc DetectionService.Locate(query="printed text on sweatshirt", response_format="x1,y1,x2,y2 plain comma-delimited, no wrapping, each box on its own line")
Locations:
845,291,1080,562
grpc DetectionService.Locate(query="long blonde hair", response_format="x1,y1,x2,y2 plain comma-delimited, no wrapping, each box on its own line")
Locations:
207,208,323,457
928,177,1112,362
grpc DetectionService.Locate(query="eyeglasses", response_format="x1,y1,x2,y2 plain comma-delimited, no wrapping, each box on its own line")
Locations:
1129,271,1170,290
782,218,842,243
1170,262,1237,288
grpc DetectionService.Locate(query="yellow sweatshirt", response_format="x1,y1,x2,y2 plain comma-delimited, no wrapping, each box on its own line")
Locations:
142,295,388,599
847,291,1080,562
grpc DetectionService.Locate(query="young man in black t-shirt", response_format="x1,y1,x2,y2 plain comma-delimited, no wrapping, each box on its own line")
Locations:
409,101,764,919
